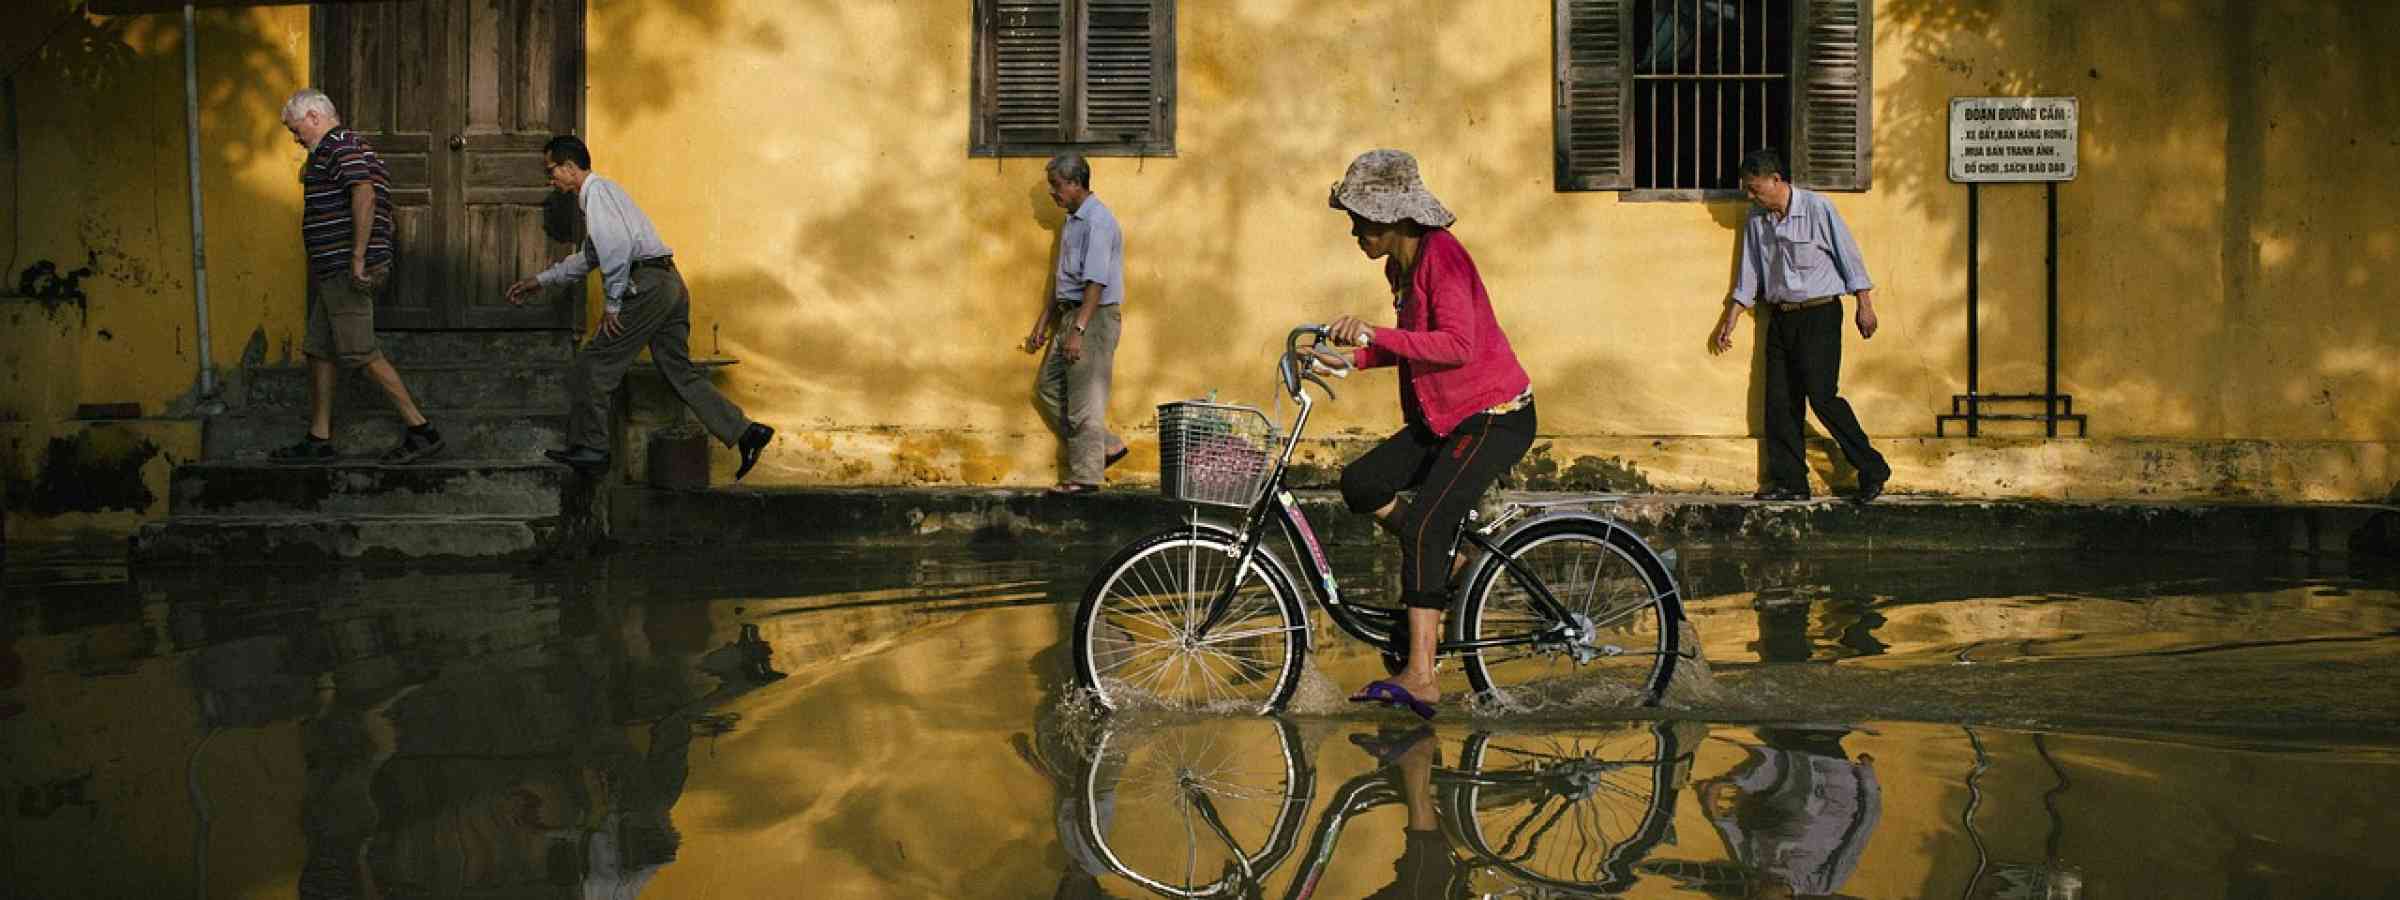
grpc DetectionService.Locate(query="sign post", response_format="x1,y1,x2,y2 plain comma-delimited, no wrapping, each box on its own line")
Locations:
1937,97,2087,438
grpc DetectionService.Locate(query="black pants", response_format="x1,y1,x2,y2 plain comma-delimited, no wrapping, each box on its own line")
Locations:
1340,404,1537,610
1763,303,1888,493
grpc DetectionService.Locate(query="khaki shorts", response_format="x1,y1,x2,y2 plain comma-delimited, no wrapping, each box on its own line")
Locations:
303,269,385,368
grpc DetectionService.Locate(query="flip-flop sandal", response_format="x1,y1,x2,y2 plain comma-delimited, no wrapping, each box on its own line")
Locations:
1046,482,1100,496
1348,725,1437,766
1348,679,1438,720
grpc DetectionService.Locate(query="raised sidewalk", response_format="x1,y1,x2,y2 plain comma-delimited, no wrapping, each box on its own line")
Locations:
606,487,2400,558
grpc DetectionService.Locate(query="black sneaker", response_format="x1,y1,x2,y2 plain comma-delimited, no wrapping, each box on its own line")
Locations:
270,435,336,464
383,423,445,464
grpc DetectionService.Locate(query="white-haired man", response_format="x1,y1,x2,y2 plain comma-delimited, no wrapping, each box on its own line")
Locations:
270,89,442,464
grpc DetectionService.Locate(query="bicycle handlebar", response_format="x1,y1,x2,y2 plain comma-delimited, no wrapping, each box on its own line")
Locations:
1281,324,1352,401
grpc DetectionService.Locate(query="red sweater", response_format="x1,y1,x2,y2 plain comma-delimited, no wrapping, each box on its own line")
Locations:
1349,229,1533,437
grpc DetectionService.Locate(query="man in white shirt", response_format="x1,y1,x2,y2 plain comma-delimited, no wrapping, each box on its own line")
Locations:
507,135,774,480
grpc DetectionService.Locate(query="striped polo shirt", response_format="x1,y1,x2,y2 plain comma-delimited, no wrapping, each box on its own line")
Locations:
299,128,395,279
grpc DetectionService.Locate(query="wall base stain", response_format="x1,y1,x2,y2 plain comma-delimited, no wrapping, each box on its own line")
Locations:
1512,443,1656,493
3,429,161,516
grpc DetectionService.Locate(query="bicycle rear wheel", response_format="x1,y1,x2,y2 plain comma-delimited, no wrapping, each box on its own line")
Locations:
1454,520,1681,707
1447,722,1698,895
1074,717,1314,897
1074,525,1311,714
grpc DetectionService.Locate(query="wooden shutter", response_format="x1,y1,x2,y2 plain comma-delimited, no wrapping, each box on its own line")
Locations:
1554,0,1633,191
1080,0,1168,145
975,0,1174,156
983,0,1070,147
1792,0,1872,190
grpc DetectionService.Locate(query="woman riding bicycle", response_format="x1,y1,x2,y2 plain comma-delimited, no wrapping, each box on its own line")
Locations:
1313,149,1537,719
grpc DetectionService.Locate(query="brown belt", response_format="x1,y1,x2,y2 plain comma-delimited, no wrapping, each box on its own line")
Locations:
1774,295,1841,311
633,256,675,272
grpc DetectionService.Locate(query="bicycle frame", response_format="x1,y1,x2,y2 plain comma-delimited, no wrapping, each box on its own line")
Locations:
1188,326,1588,659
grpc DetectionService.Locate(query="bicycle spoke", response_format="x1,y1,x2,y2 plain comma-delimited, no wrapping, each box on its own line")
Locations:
1462,526,1671,706
1451,728,1682,895
1079,532,1305,712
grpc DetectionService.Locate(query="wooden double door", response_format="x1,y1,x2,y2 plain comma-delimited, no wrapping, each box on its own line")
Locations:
313,0,586,330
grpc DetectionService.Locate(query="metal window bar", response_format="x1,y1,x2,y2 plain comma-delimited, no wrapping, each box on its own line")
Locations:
1634,0,1784,190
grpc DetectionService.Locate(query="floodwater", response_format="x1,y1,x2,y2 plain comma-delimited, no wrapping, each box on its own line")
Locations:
4,542,2398,899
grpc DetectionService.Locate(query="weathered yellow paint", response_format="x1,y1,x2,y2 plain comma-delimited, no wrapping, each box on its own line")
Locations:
575,0,2398,498
4,1,2397,541
2,4,305,540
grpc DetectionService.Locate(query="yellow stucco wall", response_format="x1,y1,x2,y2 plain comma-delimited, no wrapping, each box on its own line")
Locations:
582,0,2399,495
3,5,306,541
4,1,2397,542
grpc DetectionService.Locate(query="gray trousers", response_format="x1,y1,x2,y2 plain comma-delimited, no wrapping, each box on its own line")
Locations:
1035,304,1124,484
567,264,752,451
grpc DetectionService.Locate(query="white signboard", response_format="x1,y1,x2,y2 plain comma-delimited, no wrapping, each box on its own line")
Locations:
1949,97,2078,182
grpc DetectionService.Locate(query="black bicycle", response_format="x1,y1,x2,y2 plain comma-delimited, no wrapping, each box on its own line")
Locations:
1071,325,1690,714
1063,716,1703,898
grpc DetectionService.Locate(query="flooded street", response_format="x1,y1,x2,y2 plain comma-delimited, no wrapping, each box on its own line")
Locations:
5,544,2398,898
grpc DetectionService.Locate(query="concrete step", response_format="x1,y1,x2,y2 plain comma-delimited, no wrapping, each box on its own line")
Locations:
169,460,572,517
241,362,570,412
369,330,578,366
132,513,582,563
203,409,569,462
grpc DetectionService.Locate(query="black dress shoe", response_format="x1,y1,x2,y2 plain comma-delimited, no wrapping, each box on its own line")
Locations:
735,423,774,482
1751,487,1811,501
1853,474,1888,504
544,446,610,471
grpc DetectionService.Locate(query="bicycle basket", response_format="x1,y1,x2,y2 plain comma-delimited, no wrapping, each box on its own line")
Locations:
1157,401,1279,508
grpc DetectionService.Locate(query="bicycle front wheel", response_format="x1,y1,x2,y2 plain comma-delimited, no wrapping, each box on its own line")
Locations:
1455,520,1681,707
1074,525,1311,714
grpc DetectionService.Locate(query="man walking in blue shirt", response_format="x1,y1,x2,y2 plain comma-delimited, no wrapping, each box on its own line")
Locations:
1710,148,1892,503
1021,153,1130,495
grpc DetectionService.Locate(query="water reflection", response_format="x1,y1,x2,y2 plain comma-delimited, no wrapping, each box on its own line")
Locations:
1048,716,1703,898
5,546,2400,897
1685,727,1881,899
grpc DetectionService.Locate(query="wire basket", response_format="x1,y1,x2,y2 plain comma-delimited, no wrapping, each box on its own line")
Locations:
1157,401,1279,508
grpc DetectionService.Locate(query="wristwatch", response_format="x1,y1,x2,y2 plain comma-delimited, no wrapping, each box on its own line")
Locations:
1074,323,1087,334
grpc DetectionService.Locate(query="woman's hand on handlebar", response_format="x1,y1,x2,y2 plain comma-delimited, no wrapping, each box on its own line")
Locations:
1326,315,1374,347
1302,346,1351,376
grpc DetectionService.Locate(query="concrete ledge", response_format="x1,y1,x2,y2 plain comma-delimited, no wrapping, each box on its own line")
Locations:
203,410,568,463
132,513,588,564
170,461,572,517
722,430,2400,505
607,486,2400,558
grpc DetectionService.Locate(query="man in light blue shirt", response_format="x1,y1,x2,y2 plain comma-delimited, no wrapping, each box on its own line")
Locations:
1020,153,1129,494
1710,148,1891,503
506,135,774,480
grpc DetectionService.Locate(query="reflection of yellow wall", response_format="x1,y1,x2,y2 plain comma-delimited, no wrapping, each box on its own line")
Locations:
6,1,2398,539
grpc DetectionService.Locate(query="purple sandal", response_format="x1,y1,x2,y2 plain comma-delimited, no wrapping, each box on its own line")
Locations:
1349,680,1438,720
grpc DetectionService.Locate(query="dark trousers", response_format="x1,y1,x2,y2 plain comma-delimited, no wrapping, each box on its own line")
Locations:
1763,301,1888,492
1340,404,1537,609
567,264,753,450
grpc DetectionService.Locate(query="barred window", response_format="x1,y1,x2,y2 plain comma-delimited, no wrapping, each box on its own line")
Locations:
1556,0,1871,196
971,0,1176,157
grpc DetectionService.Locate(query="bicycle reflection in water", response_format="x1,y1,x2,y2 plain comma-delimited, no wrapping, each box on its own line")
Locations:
1051,716,1704,899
